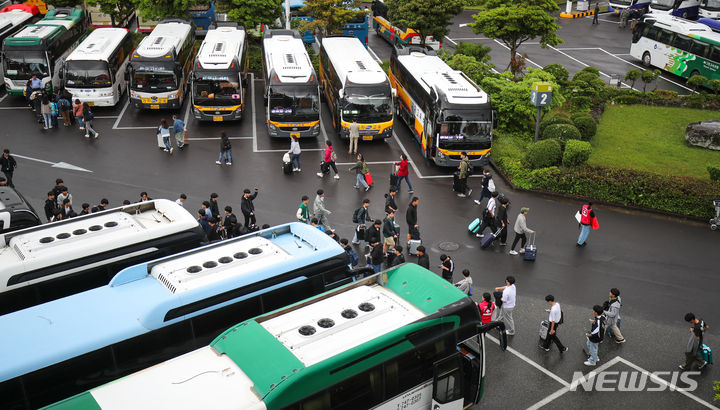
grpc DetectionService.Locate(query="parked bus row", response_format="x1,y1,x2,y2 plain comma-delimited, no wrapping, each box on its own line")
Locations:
372,15,441,51
44,264,507,410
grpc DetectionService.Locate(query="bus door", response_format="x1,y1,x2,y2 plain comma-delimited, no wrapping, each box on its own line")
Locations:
431,337,483,409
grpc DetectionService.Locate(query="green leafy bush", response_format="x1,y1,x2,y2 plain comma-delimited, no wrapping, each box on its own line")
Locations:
248,44,262,72
571,113,597,140
543,64,569,83
615,94,640,105
709,165,720,182
525,139,562,169
539,114,572,135
562,140,592,167
542,123,582,142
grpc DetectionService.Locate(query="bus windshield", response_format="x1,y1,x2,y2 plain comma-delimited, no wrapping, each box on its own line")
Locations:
342,89,392,123
193,71,242,106
612,0,633,5
3,51,49,79
130,64,177,91
702,0,720,10
651,0,675,8
268,85,320,122
438,113,492,150
64,60,112,88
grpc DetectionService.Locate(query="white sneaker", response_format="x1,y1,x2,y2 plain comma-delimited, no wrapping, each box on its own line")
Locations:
84,134,90,138
226,162,232,166
457,193,466,198
474,200,481,205
94,133,99,139
215,160,222,165
79,127,85,130
297,168,301,172
334,174,340,179
170,148,174,154
316,172,323,177
164,149,169,152
476,234,484,238
293,168,299,172
584,361,596,367
509,250,518,255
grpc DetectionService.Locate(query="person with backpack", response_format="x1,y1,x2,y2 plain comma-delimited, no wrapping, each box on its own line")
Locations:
317,140,339,179
439,254,454,282
389,245,405,267
585,305,605,366
313,189,332,231
454,269,473,295
83,102,98,139
172,114,187,150
216,131,232,165
352,198,371,244
577,201,598,247
384,188,398,215
340,238,359,268
679,313,710,371
57,94,72,127
540,295,568,353
474,168,495,206
479,293,495,324
296,195,311,223
476,191,498,238
369,240,384,273
456,152,473,198
49,95,59,128
73,99,85,129
603,288,626,343
349,153,370,191
40,96,52,130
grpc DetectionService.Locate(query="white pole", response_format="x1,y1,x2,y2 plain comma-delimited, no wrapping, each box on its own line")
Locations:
285,0,291,29
566,0,573,14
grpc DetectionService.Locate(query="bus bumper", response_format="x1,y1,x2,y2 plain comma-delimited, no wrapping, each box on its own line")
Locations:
435,151,491,167
67,93,118,107
130,97,183,110
193,106,244,122
339,127,393,141
268,124,321,138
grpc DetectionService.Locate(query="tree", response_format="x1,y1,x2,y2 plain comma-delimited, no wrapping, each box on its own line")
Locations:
300,0,364,38
454,42,492,64
386,0,464,46
640,69,659,92
471,0,562,78
687,74,708,93
228,0,283,31
133,0,202,20
707,79,720,95
624,69,642,89
442,53,495,84
86,0,135,27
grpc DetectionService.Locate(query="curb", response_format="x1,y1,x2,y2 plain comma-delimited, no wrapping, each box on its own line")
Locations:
487,160,707,224
559,10,596,18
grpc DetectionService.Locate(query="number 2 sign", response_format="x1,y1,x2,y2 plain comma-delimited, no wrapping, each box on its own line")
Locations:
530,82,553,107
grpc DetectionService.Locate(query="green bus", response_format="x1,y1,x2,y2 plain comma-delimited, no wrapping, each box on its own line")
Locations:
2,7,87,96
45,264,506,410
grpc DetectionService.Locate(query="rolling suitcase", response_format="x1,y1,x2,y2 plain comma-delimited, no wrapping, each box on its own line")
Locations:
156,128,165,149
408,239,421,255
283,161,293,175
468,218,481,233
701,344,713,365
453,171,463,192
365,171,373,186
481,228,502,249
523,233,537,261
539,320,550,340
356,225,366,241
390,173,398,189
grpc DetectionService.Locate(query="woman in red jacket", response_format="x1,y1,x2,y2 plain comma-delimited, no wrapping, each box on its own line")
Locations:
393,154,413,193
316,140,339,179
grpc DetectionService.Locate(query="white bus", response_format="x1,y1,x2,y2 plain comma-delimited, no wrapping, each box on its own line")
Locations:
191,22,248,122
263,29,320,138
61,27,133,106
390,46,493,167
127,18,196,110
0,4,41,81
649,0,701,18
320,35,393,141
700,0,720,17
608,0,651,13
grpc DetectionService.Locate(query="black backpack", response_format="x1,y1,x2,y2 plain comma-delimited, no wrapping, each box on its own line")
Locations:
352,207,361,223
467,161,474,176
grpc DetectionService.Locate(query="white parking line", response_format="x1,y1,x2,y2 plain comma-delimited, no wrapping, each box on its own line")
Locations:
548,45,638,90
113,100,129,129
368,46,383,63
493,40,543,68
444,36,458,46
183,96,191,125
556,47,603,51
0,94,7,104
595,48,695,92
113,126,157,130
0,106,29,110
252,72,258,153
93,116,119,119
448,37,490,41
584,15,621,24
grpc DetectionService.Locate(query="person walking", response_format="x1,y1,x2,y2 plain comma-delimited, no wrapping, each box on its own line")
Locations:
348,119,359,155
382,211,398,256
57,93,72,127
98,198,109,211
416,245,429,269
222,206,238,239
40,96,52,130
456,152,472,198
496,197,510,246
209,193,221,220
287,135,301,171
197,209,210,235
540,295,568,353
478,293,495,324
439,254,454,282
172,115,186,150
216,131,232,165
389,245,405,267
352,198,371,244
679,313,710,371
495,276,517,335
296,195,311,223
384,188,398,215
366,219,382,251
577,201,598,247
157,118,172,153
369,240,384,273
455,269,473,295
313,189,332,230
44,191,56,222
73,99,84,130
349,153,370,191
474,168,495,205
175,194,187,207
394,154,413,193
57,187,73,208
241,188,259,228
311,218,325,232
1,149,17,188
509,207,535,255
406,196,419,244
476,191,498,238
317,140,339,179
49,95,59,128
340,238,359,268
83,102,98,139
592,2,600,24
585,305,605,366
603,288,626,343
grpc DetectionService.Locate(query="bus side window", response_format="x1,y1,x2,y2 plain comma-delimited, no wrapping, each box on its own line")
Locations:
690,40,709,59
326,365,384,409
709,46,720,63
657,29,673,47
433,355,464,405
671,34,692,53
645,26,659,41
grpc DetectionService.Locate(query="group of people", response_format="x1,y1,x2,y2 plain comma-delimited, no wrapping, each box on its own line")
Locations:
158,115,188,155
42,178,113,222
182,190,260,241
24,77,98,138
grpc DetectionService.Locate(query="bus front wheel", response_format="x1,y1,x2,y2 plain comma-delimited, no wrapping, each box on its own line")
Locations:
690,70,700,79
642,52,651,67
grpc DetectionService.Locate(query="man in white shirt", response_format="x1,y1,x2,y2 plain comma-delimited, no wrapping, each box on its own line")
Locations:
476,191,498,238
175,193,186,207
494,276,516,335
541,294,568,353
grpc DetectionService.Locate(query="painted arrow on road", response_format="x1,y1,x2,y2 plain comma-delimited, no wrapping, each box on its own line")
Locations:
12,154,93,173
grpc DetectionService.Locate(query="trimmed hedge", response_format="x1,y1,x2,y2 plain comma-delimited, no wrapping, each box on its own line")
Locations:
526,139,562,169
542,123,582,142
539,114,572,136
562,140,592,167
527,166,719,219
571,113,597,140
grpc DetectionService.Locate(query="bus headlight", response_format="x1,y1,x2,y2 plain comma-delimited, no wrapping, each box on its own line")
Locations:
269,124,277,131
193,108,200,115
311,124,320,131
168,93,177,100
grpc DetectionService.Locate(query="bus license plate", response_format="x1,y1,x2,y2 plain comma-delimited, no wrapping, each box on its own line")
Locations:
87,102,94,106
150,104,160,109
291,132,300,138
362,135,374,141
213,116,223,122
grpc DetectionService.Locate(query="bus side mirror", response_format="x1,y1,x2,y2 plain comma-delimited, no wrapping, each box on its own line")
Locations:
391,88,397,97
338,89,344,99
124,68,130,82
58,63,64,80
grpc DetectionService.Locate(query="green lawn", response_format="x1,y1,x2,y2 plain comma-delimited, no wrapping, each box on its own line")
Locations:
589,105,720,180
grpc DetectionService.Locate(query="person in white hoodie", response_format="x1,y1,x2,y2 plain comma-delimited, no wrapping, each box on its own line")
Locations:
509,207,535,255
287,135,302,171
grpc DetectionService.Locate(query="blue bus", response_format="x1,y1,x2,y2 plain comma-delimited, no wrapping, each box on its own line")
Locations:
0,222,360,410
188,1,216,36
286,0,369,47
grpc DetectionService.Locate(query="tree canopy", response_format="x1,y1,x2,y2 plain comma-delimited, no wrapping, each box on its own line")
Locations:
471,0,562,78
133,0,202,20
86,0,135,27
386,0,464,45
228,0,283,31
300,0,365,38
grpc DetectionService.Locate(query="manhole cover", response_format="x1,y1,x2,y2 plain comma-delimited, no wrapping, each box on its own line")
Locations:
438,241,460,252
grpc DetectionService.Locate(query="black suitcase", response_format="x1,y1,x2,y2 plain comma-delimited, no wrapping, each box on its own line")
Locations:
356,225,366,241
481,228,502,249
283,161,293,175
524,233,537,261
453,171,463,192
390,173,399,189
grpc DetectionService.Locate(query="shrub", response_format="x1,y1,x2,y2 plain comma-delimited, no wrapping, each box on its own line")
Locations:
615,94,640,105
709,165,720,182
248,44,262,72
542,123,582,142
525,139,562,169
576,66,600,77
568,95,593,110
571,113,597,140
539,114,572,135
543,64,569,83
687,74,708,92
562,140,592,167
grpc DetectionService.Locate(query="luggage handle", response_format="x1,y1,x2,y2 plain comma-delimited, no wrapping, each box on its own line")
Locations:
530,231,536,245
